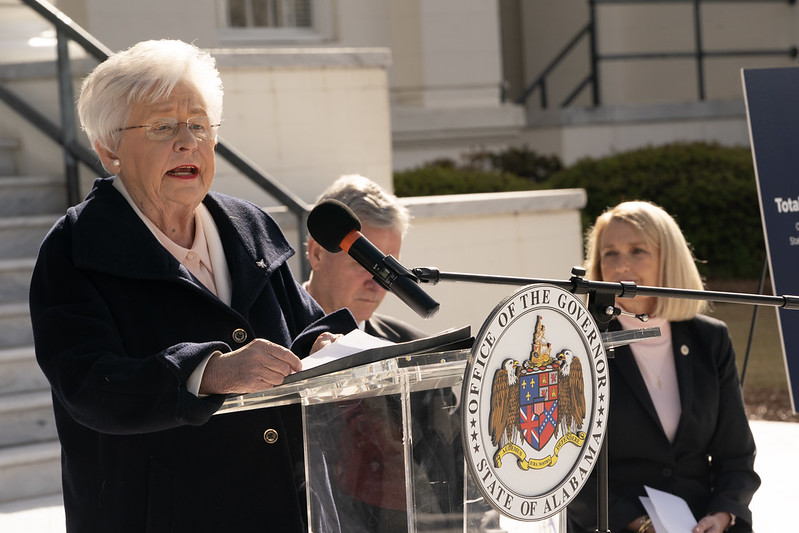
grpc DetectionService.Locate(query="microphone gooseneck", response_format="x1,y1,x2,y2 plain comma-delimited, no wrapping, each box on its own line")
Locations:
307,200,440,319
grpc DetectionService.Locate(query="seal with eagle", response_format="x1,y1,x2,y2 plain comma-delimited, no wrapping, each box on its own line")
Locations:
555,349,586,437
489,349,587,451
489,358,520,448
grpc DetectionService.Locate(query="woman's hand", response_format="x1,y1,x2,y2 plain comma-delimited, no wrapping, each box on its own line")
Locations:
309,332,342,354
199,339,302,394
692,512,732,533
627,515,654,532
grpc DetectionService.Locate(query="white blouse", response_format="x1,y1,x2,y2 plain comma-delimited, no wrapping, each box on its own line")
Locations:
617,314,682,443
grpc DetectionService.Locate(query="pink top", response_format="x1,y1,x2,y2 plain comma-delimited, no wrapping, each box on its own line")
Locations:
617,314,681,442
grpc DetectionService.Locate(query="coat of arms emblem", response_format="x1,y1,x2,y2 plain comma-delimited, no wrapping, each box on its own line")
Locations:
462,284,608,522
488,314,587,469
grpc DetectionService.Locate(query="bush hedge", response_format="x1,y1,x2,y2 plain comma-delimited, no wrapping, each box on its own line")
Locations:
544,142,763,280
393,142,764,281
393,158,539,197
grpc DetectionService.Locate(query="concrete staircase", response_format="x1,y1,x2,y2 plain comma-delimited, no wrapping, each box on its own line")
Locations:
0,137,65,502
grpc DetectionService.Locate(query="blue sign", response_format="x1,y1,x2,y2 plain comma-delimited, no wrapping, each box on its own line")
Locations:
742,66,799,412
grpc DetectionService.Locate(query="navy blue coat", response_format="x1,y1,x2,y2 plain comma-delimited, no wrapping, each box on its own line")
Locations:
567,315,760,532
30,178,356,533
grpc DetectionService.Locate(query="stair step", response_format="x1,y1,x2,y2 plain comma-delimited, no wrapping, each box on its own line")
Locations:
0,215,58,260
0,161,66,505
0,176,66,217
0,302,33,349
0,441,61,502
0,258,35,302
0,391,57,447
0,346,47,394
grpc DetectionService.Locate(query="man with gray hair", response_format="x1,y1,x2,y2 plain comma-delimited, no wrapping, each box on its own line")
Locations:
305,174,425,342
304,175,466,532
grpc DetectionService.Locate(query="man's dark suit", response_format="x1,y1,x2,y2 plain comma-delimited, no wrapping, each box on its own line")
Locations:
567,315,760,532
365,313,427,343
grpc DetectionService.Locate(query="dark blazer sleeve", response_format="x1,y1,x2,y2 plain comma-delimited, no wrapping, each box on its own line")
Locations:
685,317,760,530
365,313,428,343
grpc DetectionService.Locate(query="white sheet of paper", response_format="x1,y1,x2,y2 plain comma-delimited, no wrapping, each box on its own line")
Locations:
640,485,697,533
299,329,395,371
640,497,666,533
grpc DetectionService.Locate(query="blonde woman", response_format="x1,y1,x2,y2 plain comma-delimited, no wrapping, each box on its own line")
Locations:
567,201,760,533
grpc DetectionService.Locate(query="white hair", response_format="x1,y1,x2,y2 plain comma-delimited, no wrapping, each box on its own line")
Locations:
78,39,223,155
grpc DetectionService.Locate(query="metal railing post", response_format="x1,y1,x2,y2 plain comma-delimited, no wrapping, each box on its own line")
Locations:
55,29,81,206
694,0,706,101
589,0,600,106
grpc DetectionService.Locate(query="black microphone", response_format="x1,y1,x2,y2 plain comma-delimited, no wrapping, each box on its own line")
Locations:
307,199,440,319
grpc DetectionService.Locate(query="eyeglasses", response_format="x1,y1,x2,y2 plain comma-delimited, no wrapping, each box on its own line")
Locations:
117,117,220,142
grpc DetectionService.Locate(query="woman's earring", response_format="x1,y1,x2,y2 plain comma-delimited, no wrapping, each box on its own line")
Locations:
113,159,120,167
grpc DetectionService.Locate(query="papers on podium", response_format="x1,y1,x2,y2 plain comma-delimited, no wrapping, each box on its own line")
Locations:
218,325,472,413
300,329,395,371
283,325,473,384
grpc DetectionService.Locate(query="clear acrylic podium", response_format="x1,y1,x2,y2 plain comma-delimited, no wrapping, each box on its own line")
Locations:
218,347,565,533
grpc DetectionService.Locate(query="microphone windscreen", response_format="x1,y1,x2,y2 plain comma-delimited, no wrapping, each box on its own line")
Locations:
307,199,362,253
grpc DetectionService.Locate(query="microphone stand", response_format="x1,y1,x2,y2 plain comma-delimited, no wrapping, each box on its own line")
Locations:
412,266,799,532
412,266,799,312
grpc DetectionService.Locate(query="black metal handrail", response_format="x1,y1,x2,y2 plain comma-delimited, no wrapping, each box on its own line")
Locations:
517,0,797,108
4,0,311,277
0,81,106,178
515,23,595,108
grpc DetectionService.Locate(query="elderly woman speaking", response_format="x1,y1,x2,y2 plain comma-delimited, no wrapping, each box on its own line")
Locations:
29,39,355,533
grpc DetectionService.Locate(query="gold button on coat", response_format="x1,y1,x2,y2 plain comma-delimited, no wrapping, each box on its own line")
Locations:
263,428,279,444
232,328,248,343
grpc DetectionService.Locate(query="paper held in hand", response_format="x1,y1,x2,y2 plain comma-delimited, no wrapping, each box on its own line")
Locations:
640,485,698,533
283,325,473,385
301,329,394,371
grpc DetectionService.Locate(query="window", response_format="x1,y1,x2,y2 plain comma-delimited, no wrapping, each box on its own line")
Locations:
226,0,311,29
217,0,332,43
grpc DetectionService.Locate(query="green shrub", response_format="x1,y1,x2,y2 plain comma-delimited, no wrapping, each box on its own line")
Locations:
461,145,563,183
394,146,563,196
393,142,763,280
393,161,538,197
544,142,763,280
